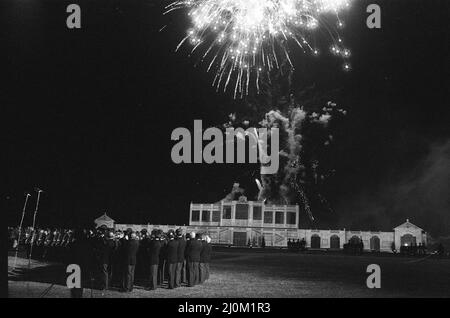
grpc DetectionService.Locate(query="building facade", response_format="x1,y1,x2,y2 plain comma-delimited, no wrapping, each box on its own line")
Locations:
110,200,428,253
94,213,115,229
183,200,428,252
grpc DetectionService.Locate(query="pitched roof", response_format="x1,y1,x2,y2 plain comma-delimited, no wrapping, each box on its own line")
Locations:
394,219,422,230
95,213,115,222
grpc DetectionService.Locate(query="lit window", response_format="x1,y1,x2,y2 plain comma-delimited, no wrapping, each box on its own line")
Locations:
223,206,232,219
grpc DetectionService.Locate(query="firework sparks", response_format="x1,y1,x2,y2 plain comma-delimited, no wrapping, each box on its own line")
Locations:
166,0,353,97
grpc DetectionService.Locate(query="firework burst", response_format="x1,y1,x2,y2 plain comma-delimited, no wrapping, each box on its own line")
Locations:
166,0,353,98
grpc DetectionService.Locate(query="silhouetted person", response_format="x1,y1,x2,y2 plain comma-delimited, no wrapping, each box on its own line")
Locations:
99,231,116,290
300,238,306,251
184,235,191,283
136,229,148,279
391,242,396,254
147,234,161,290
112,231,125,287
121,232,139,292
166,232,179,289
175,229,186,287
185,232,202,287
158,236,167,286
200,235,212,283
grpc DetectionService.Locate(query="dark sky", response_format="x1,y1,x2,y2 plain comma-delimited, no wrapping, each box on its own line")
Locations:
3,0,449,235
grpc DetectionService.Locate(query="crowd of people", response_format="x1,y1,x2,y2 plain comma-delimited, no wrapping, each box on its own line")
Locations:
8,227,75,262
399,243,429,256
343,239,365,254
8,226,212,293
287,238,307,251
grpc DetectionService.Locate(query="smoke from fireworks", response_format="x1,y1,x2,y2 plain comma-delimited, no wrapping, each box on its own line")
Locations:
166,0,352,97
222,95,346,221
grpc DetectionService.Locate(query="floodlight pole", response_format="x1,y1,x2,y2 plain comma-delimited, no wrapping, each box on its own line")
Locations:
28,188,43,267
13,193,31,268
31,189,43,230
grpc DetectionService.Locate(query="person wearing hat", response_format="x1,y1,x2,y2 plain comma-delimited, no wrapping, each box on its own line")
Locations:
199,234,212,283
99,231,116,290
184,233,191,283
166,231,179,289
111,230,124,287
136,229,148,279
147,233,162,290
158,230,168,286
121,231,139,292
185,232,202,287
175,229,186,287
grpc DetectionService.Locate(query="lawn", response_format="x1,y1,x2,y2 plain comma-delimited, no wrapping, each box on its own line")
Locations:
8,248,450,298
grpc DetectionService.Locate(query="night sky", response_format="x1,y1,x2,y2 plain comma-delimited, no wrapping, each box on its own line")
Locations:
3,0,449,236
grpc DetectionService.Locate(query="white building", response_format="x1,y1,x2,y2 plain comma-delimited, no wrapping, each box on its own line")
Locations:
187,199,299,247
94,213,115,229
184,200,428,252
394,219,428,249
106,200,428,253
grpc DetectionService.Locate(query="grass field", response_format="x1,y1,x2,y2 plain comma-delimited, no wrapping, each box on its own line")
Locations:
8,248,450,298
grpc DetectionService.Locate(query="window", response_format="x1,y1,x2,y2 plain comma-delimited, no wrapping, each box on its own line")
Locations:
253,206,262,220
275,212,284,224
235,203,249,220
202,210,210,222
223,206,232,219
212,210,220,222
286,212,296,225
311,234,321,249
191,210,200,222
264,211,273,224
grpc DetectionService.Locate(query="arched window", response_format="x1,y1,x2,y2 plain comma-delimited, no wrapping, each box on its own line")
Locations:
311,234,321,249
370,236,380,251
330,235,340,249
349,236,361,245
400,234,416,246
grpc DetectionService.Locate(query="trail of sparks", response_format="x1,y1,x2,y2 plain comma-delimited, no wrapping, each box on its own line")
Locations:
166,0,353,98
292,180,315,222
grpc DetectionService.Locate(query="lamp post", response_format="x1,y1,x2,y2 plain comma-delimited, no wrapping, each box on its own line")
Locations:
13,192,31,268
28,188,44,266
31,188,43,230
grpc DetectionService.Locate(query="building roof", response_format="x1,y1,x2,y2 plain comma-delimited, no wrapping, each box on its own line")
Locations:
394,219,422,231
95,213,115,222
